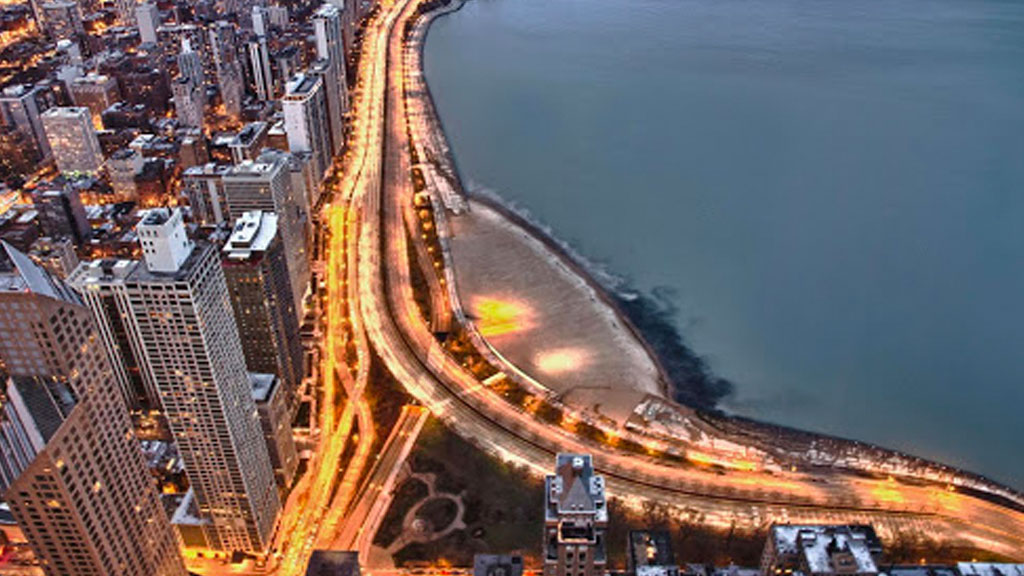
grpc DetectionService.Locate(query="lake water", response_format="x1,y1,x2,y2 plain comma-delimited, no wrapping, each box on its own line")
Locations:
424,0,1024,488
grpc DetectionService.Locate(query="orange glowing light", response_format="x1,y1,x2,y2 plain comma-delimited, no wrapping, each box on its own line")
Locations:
534,348,589,375
473,297,533,337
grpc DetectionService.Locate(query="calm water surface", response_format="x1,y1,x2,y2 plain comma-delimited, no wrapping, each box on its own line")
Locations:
424,0,1024,488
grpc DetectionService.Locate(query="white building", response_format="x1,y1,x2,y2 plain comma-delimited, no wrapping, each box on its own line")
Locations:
248,39,275,102
172,76,205,129
0,243,187,576
135,3,160,44
0,84,51,159
41,107,102,174
72,209,281,553
313,3,349,153
282,73,331,183
223,153,310,314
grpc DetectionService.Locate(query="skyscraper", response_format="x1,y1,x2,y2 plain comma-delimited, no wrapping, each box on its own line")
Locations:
172,76,205,129
40,107,102,174
248,38,275,102
135,2,160,44
282,73,331,183
32,186,90,245
308,58,344,156
222,153,311,313
208,21,245,117
182,163,230,225
222,211,303,413
39,0,85,41
67,258,158,411
313,2,349,153
177,38,205,89
0,243,187,576
542,454,608,576
0,84,52,159
68,74,119,129
123,209,280,552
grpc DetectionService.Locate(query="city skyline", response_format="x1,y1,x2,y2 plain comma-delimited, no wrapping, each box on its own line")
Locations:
0,0,1019,572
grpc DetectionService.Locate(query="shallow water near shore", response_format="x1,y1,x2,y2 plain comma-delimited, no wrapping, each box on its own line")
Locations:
424,0,1024,488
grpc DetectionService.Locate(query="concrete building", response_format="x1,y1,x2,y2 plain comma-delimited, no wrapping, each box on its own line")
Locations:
39,0,84,41
627,531,678,576
309,58,345,157
248,38,275,101
223,211,303,412
177,38,205,89
172,76,205,129
222,153,310,314
118,209,279,552
68,74,120,129
208,21,245,117
282,73,331,183
107,147,144,201
135,2,160,44
252,5,268,36
41,107,102,174
229,121,268,164
67,258,156,411
32,187,90,245
474,555,524,576
29,236,79,278
759,525,883,576
543,454,607,576
250,373,297,488
313,2,349,153
0,84,52,159
0,243,187,576
182,163,230,225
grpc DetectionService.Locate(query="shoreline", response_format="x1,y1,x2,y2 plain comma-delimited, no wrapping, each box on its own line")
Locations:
417,0,1024,507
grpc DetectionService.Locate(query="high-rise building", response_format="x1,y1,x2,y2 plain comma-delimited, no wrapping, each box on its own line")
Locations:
113,0,134,25
182,163,230,225
248,38,275,101
177,38,205,89
313,3,349,154
222,153,310,315
251,5,268,36
267,5,288,28
0,243,187,576
107,148,144,201
282,73,331,183
223,211,303,412
40,107,102,174
68,74,120,129
250,373,298,487
542,454,607,576
32,187,90,245
0,84,52,160
172,76,205,129
121,209,279,552
39,0,84,41
135,2,160,44
67,258,157,411
308,58,344,156
229,121,268,165
208,21,245,117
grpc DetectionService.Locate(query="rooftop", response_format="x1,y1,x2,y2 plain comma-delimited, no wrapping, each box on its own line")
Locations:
224,211,278,260
546,453,606,520
249,372,278,403
0,242,81,304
